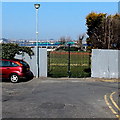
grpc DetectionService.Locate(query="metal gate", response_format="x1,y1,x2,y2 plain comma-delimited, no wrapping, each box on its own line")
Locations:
47,45,91,78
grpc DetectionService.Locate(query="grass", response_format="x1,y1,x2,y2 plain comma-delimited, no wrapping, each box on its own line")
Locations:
48,51,91,78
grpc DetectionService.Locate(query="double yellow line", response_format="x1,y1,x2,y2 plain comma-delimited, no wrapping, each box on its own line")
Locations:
104,92,120,118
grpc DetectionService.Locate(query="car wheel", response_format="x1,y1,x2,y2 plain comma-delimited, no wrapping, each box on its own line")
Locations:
10,74,19,83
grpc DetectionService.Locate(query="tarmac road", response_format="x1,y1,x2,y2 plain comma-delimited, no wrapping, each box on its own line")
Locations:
2,78,119,118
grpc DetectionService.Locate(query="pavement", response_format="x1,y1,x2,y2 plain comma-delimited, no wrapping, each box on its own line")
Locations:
2,77,120,119
36,77,120,83
41,77,120,118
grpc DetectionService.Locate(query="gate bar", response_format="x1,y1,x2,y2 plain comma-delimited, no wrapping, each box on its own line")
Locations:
68,44,71,78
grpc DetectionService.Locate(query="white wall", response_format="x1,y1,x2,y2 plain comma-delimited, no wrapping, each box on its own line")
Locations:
91,49,119,79
15,47,47,78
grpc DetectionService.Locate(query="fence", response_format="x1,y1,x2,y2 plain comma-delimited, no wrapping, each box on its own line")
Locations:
48,45,91,78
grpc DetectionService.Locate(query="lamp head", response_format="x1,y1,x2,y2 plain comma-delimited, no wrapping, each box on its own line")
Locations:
34,4,40,9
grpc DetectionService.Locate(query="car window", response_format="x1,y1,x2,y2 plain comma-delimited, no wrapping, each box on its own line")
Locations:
11,62,19,67
2,61,19,67
2,61,10,67
19,61,29,67
0,61,2,67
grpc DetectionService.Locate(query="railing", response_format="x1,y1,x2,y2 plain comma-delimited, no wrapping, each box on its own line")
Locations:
48,45,91,78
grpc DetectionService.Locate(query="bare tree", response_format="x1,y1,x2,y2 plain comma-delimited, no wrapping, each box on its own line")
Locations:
59,36,66,45
77,34,85,50
101,15,120,49
66,36,72,42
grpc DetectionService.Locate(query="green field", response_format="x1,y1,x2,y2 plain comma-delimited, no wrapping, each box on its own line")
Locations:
48,51,91,78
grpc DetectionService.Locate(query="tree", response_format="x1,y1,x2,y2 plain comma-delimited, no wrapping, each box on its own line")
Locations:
1,43,34,59
77,34,85,50
99,14,120,49
86,12,106,49
59,36,66,45
111,14,120,49
65,36,72,42
86,12,120,49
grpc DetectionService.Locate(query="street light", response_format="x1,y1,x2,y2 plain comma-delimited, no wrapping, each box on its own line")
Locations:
34,4,40,9
34,3,40,78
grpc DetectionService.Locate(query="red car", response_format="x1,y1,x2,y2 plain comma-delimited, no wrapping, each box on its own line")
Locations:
0,59,34,83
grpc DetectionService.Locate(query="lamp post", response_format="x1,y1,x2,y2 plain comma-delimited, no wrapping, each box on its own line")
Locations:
34,3,40,78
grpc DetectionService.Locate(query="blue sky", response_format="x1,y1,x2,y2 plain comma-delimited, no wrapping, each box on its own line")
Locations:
2,2,118,40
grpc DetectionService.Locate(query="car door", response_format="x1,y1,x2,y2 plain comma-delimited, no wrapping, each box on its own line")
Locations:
0,60,2,79
2,60,12,78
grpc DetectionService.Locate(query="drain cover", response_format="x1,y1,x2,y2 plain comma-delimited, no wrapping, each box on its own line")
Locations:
40,102,65,109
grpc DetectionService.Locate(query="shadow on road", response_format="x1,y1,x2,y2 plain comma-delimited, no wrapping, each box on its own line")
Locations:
1,78,33,83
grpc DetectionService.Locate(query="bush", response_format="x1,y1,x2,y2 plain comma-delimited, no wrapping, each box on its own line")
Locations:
1,43,34,59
